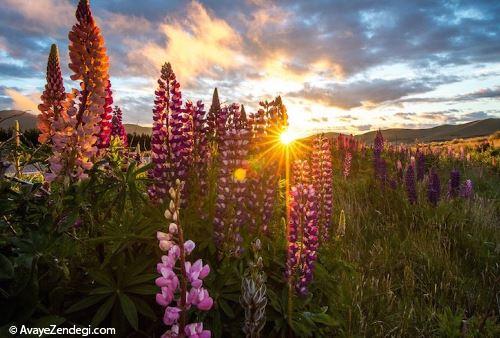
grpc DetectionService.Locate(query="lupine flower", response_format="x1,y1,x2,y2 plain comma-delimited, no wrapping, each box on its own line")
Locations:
460,179,473,199
405,164,417,204
47,0,110,183
38,44,65,144
286,184,319,296
311,134,333,242
110,105,128,147
207,87,221,142
168,80,193,190
427,170,440,206
148,63,173,203
448,169,460,198
373,129,384,158
241,239,267,337
416,151,425,181
214,104,249,255
292,160,311,186
156,180,213,337
343,151,352,179
193,100,209,196
97,80,114,150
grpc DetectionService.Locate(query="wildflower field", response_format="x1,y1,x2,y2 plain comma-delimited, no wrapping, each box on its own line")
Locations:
1,1,499,337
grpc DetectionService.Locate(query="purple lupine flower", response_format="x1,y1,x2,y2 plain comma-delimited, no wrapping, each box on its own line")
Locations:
111,105,128,147
311,134,333,242
416,151,425,181
214,104,248,255
460,179,473,199
156,181,213,337
373,129,384,158
448,169,460,198
286,184,319,296
405,164,417,204
427,170,440,206
148,63,173,203
343,151,352,179
168,82,193,188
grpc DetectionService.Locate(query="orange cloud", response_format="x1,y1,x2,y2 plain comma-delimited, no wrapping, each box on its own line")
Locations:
4,88,39,112
127,1,243,84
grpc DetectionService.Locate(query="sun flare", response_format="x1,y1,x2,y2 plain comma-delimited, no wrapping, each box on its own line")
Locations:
280,129,297,145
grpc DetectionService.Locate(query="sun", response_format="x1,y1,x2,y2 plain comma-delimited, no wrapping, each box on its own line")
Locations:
280,129,296,145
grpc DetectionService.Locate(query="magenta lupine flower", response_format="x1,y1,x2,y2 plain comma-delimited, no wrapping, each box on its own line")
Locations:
427,170,440,206
448,169,460,198
111,105,128,146
311,134,333,242
148,64,173,203
156,181,213,337
286,184,319,296
184,323,211,338
375,157,387,183
343,151,352,179
97,80,113,150
405,164,417,204
168,82,193,188
460,179,473,199
416,151,425,181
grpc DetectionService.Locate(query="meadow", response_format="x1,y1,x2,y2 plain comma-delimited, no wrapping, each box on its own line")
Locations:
1,1,499,337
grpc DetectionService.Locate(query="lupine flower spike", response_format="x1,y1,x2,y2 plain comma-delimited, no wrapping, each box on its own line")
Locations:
286,184,319,295
156,180,213,338
405,164,417,204
241,239,267,338
46,0,110,182
38,44,65,144
460,179,473,199
427,170,440,206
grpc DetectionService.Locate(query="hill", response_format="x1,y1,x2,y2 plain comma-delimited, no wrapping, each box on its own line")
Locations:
322,118,500,144
0,110,152,135
355,118,500,144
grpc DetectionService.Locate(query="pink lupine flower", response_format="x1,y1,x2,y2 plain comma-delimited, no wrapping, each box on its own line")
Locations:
184,323,211,338
184,240,195,254
311,134,333,242
188,287,214,310
163,307,182,325
156,181,212,337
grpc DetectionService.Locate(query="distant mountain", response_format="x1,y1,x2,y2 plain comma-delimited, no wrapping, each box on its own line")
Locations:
354,118,500,144
0,110,152,135
0,110,38,130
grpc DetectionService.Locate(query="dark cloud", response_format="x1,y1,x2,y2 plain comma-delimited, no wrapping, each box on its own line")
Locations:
354,124,372,131
288,78,434,109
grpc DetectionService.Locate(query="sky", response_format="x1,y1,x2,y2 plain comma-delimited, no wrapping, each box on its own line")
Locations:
0,0,499,135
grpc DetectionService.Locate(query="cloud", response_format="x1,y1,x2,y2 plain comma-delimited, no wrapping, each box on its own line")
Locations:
4,88,39,112
288,79,433,109
354,124,372,131
127,1,243,83
1,0,73,32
